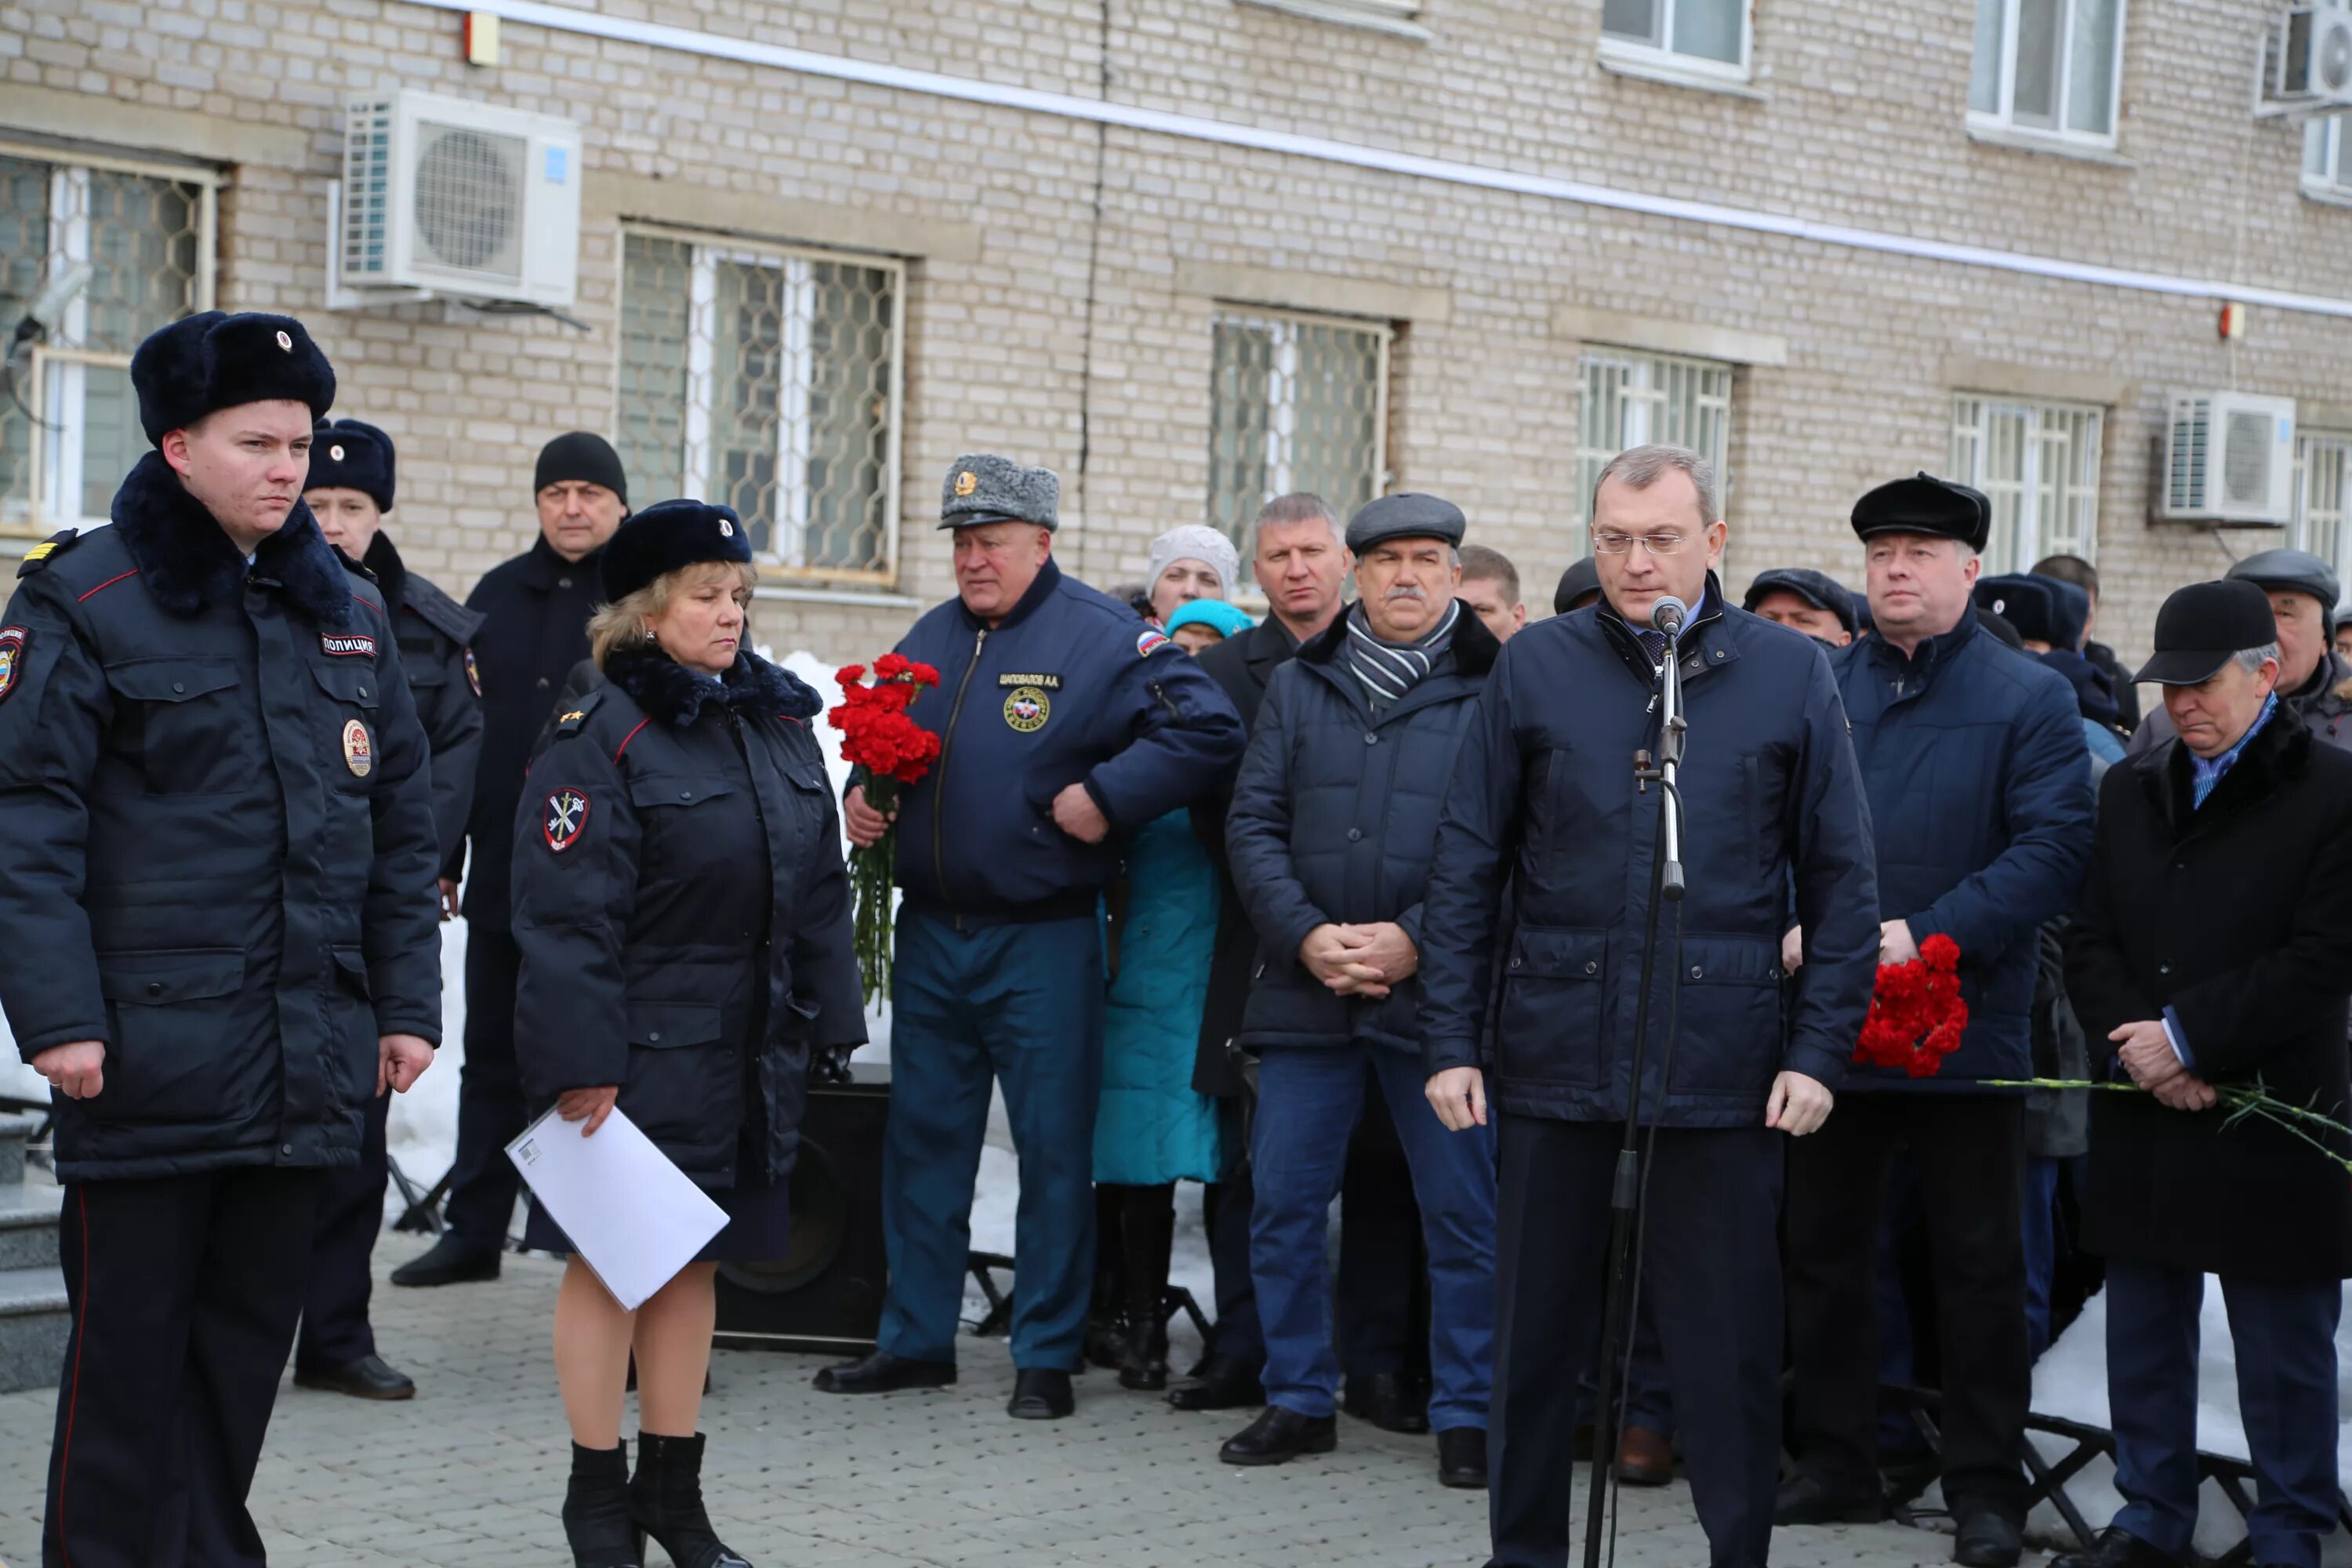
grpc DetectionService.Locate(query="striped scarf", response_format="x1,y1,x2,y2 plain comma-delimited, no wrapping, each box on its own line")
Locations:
1346,597,1460,707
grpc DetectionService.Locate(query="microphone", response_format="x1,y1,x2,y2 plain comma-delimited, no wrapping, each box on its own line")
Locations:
1649,595,1690,639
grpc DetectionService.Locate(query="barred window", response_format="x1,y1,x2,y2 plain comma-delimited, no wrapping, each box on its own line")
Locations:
1573,347,1733,554
1948,394,2105,572
2292,429,2352,591
0,144,214,533
1207,307,1389,571
617,230,902,583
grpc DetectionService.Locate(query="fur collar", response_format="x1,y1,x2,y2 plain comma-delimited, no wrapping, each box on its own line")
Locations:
605,644,824,729
109,449,355,626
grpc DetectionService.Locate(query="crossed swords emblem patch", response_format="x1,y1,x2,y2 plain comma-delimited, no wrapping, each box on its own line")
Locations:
543,788,590,852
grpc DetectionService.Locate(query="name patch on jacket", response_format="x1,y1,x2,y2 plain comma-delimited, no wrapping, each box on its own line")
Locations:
320,631,377,659
0,626,24,706
543,788,590,852
997,673,1062,690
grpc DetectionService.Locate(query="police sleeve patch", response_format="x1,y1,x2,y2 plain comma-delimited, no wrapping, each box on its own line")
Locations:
464,647,482,697
543,788,590,852
1136,629,1170,657
0,626,24,706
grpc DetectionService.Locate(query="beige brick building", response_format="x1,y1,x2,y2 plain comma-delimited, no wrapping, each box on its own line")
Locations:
4,0,2350,661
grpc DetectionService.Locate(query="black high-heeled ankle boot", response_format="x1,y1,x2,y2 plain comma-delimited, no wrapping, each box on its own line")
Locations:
561,1441,644,1568
1116,1196,1176,1391
630,1432,750,1568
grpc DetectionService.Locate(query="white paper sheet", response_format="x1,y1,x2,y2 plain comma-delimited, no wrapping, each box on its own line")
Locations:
505,1104,728,1311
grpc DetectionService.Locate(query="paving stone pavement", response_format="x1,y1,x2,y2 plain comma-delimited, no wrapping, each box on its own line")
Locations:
0,1232,1985,1567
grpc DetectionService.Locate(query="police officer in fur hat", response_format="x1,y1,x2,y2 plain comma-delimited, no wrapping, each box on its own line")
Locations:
293,416,484,1400
0,311,443,1566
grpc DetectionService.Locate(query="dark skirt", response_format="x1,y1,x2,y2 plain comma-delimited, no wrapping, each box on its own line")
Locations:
523,1174,792,1265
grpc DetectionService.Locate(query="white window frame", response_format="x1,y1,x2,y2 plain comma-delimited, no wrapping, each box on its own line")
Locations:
2291,428,2352,595
1572,345,1735,558
1597,0,1755,86
619,223,905,587
1967,0,2129,151
2,141,217,535
1947,394,2107,573
2304,114,2352,206
1234,0,1430,42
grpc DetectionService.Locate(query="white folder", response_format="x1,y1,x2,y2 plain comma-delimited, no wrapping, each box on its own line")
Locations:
505,1104,728,1311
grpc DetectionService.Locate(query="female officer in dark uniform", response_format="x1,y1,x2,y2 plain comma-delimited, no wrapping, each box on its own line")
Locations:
511,499,864,1568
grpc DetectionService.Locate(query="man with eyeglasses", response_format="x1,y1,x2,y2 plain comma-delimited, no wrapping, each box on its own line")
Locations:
1778,474,2092,1568
1419,444,1880,1568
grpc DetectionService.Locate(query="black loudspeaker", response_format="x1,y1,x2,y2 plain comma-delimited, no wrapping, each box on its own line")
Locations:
713,1062,889,1355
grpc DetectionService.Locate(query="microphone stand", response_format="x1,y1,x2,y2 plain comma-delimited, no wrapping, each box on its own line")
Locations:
1580,609,1690,1568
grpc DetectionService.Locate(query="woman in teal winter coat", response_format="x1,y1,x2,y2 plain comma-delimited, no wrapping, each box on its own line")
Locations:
1091,597,1250,1389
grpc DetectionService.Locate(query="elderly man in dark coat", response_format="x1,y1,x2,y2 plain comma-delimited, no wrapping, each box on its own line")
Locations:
2059,579,2352,1568
2129,548,2352,756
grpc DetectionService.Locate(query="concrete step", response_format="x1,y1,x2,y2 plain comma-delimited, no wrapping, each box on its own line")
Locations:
0,1111,42,1187
0,1263,67,1394
0,1183,63,1269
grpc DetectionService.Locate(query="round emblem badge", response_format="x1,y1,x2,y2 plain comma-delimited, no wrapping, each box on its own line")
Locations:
275,329,293,351
342,718,372,778
718,518,734,538
955,470,978,497
329,443,345,462
1004,685,1051,734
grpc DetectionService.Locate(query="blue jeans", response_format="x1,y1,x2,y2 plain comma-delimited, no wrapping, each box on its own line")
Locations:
1249,1042,1497,1431
2105,1258,2342,1568
877,909,1104,1370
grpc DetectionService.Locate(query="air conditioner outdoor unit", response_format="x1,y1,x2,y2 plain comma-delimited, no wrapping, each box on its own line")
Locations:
2262,4,2352,111
339,90,581,307
2158,392,2299,526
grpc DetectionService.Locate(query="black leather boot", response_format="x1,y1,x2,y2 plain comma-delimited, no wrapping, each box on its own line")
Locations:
561,1441,643,1568
1118,1200,1176,1391
630,1432,750,1568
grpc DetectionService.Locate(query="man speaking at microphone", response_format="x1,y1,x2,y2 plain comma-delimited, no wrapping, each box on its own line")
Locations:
1418,445,1881,1568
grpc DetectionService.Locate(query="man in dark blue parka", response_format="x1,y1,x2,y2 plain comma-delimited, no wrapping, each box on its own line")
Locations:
1217,494,1501,1486
1780,475,2093,1566
812,455,1243,1421
1419,445,1881,1568
0,313,443,1567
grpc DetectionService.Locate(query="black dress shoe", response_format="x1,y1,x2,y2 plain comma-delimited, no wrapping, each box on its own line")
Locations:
293,1353,416,1400
2049,1527,2184,1568
1168,1355,1265,1411
811,1350,956,1395
1773,1472,1886,1526
1219,1406,1338,1466
1341,1371,1432,1435
1615,1425,1674,1487
1953,1508,2024,1568
1007,1368,1075,1420
1437,1427,1489,1489
388,1235,501,1287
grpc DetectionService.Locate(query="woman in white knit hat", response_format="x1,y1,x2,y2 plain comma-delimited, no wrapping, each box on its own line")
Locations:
1144,524,1241,626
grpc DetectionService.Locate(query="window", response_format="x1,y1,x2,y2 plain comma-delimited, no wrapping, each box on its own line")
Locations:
0,145,214,534
2292,429,2351,591
1599,0,1751,79
1235,0,1428,41
2305,116,2352,201
1948,395,2105,572
617,230,902,583
1572,347,1733,555
1207,307,1390,568
1969,0,2126,144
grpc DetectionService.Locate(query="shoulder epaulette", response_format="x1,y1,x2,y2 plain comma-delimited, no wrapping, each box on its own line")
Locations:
16,528,80,578
401,572,486,647
553,688,607,736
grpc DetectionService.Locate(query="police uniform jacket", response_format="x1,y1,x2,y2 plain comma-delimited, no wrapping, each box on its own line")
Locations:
1225,605,1500,1055
510,645,864,1187
359,531,481,869
885,557,1244,923
1828,611,2094,1090
2067,714,2352,1282
1417,581,1882,1128
459,535,602,929
0,452,443,1181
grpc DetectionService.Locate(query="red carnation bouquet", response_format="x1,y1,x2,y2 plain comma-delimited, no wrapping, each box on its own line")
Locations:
829,654,942,1004
1853,933,1969,1079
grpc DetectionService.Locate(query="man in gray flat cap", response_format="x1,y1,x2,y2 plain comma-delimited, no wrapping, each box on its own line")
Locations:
815,454,1242,1421
1218,492,1501,1485
2129,548,2352,755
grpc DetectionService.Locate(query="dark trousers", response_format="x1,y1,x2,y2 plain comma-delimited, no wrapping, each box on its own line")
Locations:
1785,1093,2029,1519
46,1167,320,1568
1201,1096,1265,1367
2106,1260,2343,1568
443,926,525,1249
297,1092,387,1368
1489,1116,1782,1568
1338,1073,1434,1385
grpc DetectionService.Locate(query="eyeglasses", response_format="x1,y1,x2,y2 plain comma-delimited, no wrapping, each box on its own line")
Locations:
1591,530,1691,556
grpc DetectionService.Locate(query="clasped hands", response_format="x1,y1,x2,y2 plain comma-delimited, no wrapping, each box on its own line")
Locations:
1299,922,1418,1000
2111,1018,2217,1112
